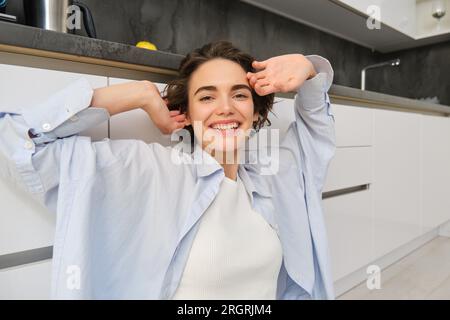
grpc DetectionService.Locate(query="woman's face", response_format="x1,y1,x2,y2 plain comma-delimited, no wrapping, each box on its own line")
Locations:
185,58,258,156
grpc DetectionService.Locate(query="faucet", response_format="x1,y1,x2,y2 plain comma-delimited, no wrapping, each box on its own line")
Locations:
361,58,400,90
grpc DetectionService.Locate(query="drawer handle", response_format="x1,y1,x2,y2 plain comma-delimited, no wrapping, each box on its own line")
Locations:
0,246,52,270
322,184,370,199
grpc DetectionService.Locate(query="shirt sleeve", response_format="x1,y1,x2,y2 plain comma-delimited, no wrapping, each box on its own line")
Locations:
0,78,110,211
293,55,336,194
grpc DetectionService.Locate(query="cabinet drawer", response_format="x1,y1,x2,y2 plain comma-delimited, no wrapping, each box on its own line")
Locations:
0,179,56,256
333,104,373,147
324,146,372,193
421,114,450,232
0,260,51,299
323,189,373,281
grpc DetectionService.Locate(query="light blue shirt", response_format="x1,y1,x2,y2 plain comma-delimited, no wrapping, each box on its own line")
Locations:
0,55,336,300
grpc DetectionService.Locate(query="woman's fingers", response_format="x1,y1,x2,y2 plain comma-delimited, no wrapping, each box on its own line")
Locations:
247,70,267,79
173,114,186,122
255,83,275,96
169,110,181,116
255,79,271,87
174,120,187,131
247,71,268,89
169,111,187,122
252,60,268,70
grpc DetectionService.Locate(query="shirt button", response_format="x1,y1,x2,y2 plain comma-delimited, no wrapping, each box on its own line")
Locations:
24,141,33,150
70,115,78,122
42,123,51,131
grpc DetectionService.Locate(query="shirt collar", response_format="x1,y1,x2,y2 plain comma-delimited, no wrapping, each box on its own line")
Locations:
239,163,273,199
192,143,223,178
178,142,272,199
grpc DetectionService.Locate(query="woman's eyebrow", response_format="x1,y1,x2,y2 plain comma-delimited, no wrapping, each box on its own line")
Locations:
194,84,252,96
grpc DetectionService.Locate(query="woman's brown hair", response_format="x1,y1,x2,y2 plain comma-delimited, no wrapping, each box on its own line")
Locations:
163,40,274,145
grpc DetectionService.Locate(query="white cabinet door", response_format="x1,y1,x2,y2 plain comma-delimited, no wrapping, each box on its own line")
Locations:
324,146,372,193
323,189,373,281
108,78,175,146
421,114,450,232
338,0,416,36
372,108,421,259
0,260,51,299
0,64,108,141
0,64,108,256
332,104,373,147
267,97,296,142
267,100,373,148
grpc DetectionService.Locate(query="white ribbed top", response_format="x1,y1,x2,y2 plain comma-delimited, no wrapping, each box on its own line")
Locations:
172,174,283,300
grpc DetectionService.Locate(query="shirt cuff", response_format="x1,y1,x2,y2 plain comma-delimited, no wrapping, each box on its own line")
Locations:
295,55,334,110
305,55,334,91
20,78,95,135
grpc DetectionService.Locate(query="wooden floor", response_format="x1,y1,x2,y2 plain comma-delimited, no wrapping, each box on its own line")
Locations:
338,236,450,300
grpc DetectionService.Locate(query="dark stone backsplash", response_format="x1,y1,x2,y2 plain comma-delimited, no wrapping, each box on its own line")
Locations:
366,41,450,105
4,0,449,105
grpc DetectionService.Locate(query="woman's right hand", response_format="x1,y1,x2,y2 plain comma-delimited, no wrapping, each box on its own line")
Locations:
138,81,187,135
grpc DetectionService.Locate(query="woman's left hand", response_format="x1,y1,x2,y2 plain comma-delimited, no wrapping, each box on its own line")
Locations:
246,54,317,96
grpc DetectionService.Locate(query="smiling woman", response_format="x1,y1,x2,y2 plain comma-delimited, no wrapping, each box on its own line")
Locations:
163,41,275,162
0,40,336,300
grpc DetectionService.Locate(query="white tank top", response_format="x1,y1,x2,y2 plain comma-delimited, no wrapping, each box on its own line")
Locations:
172,174,283,300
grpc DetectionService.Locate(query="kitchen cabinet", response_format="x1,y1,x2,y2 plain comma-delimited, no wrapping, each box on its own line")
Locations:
372,108,421,259
333,104,373,147
421,114,450,232
342,0,450,40
242,0,450,52
267,97,296,141
0,260,51,299
108,78,174,146
323,189,373,281
415,0,450,39
324,103,373,192
322,104,374,280
0,64,108,142
323,146,372,193
323,105,450,283
339,0,417,37
0,64,108,257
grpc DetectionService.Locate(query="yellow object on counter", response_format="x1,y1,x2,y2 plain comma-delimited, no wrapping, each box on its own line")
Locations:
136,41,157,51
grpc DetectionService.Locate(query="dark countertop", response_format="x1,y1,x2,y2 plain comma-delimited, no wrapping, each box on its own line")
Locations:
1,21,449,115
0,21,184,72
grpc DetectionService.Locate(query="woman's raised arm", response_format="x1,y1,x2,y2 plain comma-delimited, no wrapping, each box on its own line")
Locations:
0,78,185,213
91,80,186,134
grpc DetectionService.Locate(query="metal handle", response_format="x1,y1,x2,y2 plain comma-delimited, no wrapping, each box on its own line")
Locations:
322,183,370,199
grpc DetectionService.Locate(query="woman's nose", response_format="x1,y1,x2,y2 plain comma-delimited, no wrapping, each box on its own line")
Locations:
216,97,234,114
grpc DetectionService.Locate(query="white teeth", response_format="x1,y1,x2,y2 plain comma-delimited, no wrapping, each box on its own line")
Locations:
211,122,239,130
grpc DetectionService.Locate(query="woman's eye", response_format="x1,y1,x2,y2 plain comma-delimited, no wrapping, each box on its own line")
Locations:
200,96,213,102
234,94,248,99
